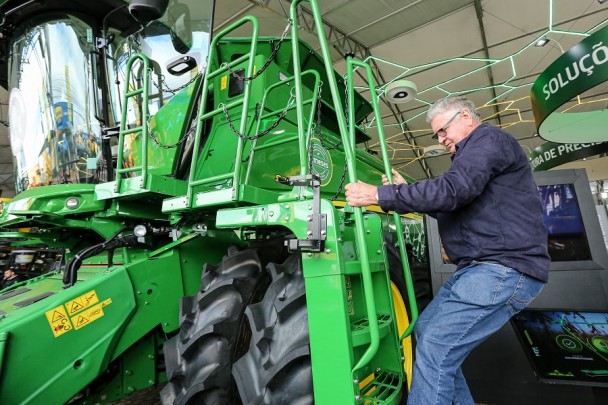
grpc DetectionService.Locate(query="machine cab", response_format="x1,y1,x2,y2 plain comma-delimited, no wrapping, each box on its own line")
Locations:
3,0,214,193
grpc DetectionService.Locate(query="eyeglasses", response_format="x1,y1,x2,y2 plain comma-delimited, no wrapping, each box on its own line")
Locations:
432,110,461,140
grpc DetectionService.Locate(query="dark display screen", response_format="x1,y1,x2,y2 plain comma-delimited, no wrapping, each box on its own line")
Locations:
538,183,592,261
511,309,608,387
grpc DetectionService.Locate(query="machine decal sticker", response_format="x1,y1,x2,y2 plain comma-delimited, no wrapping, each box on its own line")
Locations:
46,292,112,337
71,298,113,331
45,305,73,337
66,290,99,315
310,138,333,186
221,75,228,90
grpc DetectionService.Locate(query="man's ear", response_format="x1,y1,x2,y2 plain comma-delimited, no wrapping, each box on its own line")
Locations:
461,108,473,124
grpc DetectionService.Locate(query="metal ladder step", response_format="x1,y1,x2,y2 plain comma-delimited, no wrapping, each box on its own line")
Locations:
359,370,404,404
351,314,394,347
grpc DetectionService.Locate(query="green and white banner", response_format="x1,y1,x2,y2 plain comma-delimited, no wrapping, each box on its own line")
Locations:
530,26,608,143
529,141,608,171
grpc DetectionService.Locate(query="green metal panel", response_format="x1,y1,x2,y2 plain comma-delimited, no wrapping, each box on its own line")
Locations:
2,184,105,219
95,174,187,200
130,77,202,176
0,268,136,404
0,232,230,404
76,331,162,404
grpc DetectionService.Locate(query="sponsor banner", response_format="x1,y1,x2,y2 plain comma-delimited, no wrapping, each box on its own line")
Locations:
529,141,608,171
530,26,608,143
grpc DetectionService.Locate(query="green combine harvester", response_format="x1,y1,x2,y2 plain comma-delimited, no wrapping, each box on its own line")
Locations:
0,0,423,403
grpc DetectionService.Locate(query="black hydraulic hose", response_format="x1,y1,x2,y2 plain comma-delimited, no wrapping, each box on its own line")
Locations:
63,227,129,287
63,243,108,287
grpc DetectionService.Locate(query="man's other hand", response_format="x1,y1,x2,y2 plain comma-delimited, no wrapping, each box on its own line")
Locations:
382,168,407,185
345,181,378,207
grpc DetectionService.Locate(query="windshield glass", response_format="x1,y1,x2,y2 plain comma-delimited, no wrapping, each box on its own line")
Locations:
107,0,213,125
8,16,102,192
7,1,214,192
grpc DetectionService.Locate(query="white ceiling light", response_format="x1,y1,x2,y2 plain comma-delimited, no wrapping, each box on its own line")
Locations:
423,145,448,157
384,80,418,104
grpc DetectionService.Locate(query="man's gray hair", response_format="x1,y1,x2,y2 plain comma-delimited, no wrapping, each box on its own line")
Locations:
426,96,481,123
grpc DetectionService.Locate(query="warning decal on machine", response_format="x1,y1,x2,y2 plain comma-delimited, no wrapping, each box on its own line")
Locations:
45,305,73,337
45,290,112,337
66,290,99,315
71,298,112,330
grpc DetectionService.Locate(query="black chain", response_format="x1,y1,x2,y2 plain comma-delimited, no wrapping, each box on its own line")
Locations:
149,124,196,149
343,77,349,128
331,162,348,201
241,103,263,163
152,71,202,95
220,93,295,141
307,86,323,176
306,84,348,201
328,79,351,201
222,20,292,82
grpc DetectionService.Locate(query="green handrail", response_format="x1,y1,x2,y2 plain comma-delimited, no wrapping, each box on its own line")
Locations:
185,16,259,207
244,69,321,184
114,54,150,193
346,58,419,340
290,0,380,373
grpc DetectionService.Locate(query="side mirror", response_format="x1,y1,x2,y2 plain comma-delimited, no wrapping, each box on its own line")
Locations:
128,0,170,24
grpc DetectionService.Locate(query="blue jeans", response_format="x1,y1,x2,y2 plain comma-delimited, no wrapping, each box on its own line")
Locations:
407,261,545,405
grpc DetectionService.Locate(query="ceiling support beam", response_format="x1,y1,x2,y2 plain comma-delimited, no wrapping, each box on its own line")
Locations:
473,0,501,125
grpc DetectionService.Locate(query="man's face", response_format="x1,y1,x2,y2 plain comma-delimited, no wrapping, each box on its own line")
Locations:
431,109,471,154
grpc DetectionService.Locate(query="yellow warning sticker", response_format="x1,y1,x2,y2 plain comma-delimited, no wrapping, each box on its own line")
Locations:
45,305,73,337
71,298,112,331
220,75,228,90
66,290,99,316
46,291,112,337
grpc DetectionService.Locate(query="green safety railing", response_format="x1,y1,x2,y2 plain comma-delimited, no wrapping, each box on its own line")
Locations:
184,16,259,207
345,58,419,342
290,0,381,374
114,54,151,193
290,0,418,376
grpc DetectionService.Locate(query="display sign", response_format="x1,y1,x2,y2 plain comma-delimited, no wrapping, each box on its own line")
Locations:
530,26,608,143
538,183,592,262
530,141,608,171
511,309,608,387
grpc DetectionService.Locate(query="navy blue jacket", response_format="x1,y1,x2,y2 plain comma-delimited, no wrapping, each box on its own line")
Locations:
378,123,550,282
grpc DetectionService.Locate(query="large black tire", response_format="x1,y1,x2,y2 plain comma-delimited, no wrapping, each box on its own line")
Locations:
161,247,269,405
232,254,313,405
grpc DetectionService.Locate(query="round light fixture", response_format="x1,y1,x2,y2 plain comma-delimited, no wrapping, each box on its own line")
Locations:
134,225,148,237
423,145,449,157
65,197,80,209
384,80,418,104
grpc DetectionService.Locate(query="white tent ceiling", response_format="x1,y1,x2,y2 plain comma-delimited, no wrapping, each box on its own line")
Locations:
215,0,608,181
0,0,606,197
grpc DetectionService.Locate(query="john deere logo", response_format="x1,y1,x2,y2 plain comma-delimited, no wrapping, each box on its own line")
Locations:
311,138,332,186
